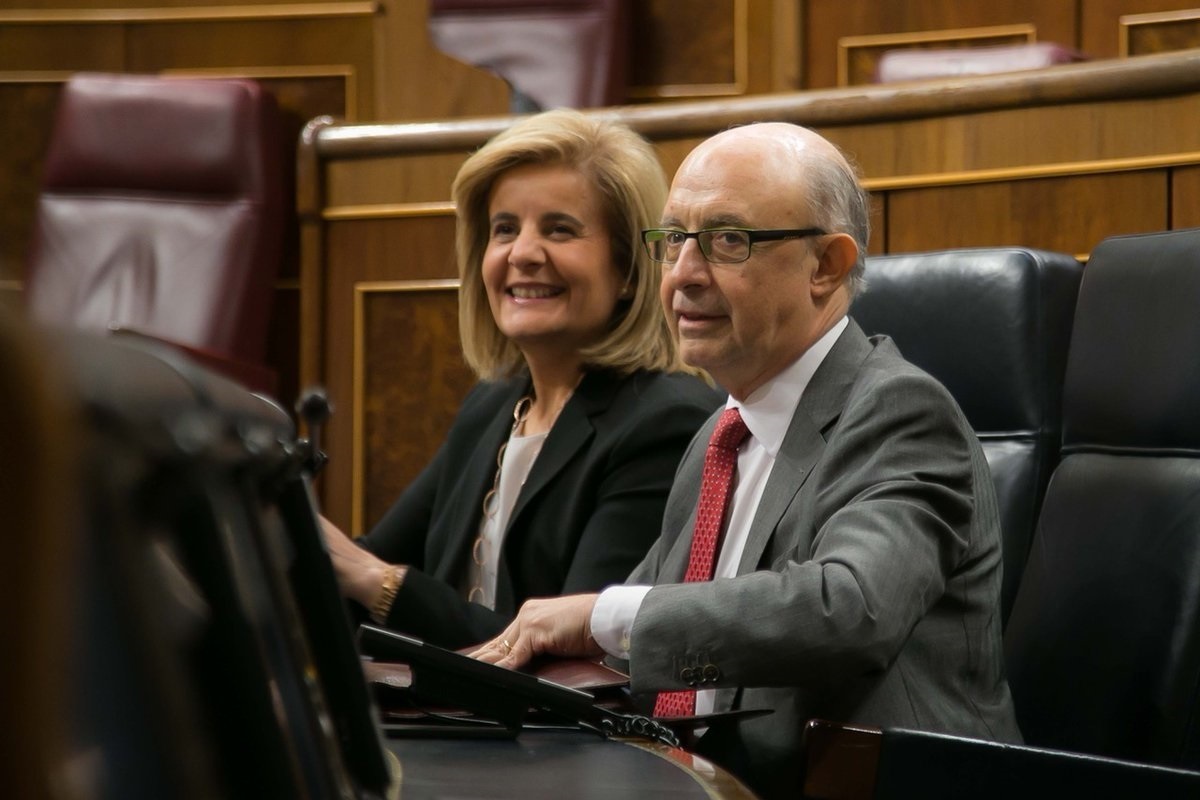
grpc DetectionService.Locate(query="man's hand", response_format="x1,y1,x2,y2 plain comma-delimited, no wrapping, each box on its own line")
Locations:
470,594,603,669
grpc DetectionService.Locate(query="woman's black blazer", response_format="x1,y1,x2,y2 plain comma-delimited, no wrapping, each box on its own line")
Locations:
358,367,723,649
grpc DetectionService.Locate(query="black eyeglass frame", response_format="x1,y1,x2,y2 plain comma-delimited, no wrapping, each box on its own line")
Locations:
641,227,827,264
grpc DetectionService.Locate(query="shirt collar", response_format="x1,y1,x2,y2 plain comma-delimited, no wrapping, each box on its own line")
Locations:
727,316,848,457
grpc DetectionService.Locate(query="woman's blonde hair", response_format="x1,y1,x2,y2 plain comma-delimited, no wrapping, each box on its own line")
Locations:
452,109,679,379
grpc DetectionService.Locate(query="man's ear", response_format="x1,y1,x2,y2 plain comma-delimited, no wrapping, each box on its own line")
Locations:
811,233,858,298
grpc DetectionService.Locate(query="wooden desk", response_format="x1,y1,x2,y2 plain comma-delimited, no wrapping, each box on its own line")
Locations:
386,729,758,799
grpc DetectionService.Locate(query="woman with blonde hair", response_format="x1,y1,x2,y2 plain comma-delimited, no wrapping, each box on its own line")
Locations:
324,109,721,649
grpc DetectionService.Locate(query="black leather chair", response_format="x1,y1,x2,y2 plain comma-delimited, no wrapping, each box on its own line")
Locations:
1004,227,1200,767
851,247,1083,624
41,330,391,799
802,228,1200,798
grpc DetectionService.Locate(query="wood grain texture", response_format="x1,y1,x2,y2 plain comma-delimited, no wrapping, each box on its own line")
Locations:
885,171,1167,254
803,0,1078,89
359,286,474,532
1079,0,1200,57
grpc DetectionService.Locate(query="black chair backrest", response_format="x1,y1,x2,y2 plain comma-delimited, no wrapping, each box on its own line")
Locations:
50,331,390,799
852,248,1082,625
1004,227,1200,768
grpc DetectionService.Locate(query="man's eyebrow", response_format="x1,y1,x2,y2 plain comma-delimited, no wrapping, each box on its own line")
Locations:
658,213,749,229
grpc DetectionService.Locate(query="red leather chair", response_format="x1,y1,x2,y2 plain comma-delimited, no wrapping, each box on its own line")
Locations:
24,72,284,395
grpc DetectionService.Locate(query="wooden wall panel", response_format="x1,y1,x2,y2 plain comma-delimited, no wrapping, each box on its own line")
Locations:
826,92,1200,183
126,18,376,117
0,82,60,283
321,214,459,531
885,171,1168,255
1169,165,1200,229
628,0,786,98
0,25,124,70
1119,8,1200,55
837,25,1035,86
327,156,472,208
1079,0,1200,57
357,283,474,532
803,0,1078,89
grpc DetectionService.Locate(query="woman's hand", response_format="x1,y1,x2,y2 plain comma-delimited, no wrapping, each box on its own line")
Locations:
319,516,403,610
469,594,602,669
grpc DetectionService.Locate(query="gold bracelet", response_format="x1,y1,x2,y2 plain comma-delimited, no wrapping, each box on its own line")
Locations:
370,565,402,625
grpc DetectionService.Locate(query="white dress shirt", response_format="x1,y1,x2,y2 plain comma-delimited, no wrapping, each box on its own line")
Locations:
590,317,848,714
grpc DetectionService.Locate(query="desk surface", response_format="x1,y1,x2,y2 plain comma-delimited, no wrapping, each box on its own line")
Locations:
386,728,758,799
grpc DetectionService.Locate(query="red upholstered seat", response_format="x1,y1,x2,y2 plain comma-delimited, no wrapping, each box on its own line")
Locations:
25,72,284,394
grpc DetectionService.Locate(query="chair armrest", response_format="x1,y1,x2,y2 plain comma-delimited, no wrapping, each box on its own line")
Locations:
801,719,1200,800
107,327,277,397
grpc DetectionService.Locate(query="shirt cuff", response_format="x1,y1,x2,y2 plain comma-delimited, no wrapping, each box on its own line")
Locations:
590,584,652,660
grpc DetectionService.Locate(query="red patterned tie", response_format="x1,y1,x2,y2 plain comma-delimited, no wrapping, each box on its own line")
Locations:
654,407,750,718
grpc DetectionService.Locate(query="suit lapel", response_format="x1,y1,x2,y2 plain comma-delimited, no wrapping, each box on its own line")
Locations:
493,370,621,608
736,321,874,574
429,380,529,585
508,369,617,521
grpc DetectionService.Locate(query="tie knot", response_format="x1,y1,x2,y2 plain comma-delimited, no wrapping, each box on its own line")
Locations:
709,407,750,452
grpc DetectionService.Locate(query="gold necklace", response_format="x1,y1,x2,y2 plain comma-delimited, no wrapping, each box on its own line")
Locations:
469,394,533,604
481,394,533,521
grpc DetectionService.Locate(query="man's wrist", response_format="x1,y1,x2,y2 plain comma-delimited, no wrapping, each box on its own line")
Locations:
589,584,652,659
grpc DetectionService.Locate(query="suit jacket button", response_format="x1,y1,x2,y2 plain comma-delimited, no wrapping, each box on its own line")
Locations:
679,666,695,685
702,664,721,683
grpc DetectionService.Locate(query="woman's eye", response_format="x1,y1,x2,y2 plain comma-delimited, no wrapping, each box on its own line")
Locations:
664,231,686,246
548,223,577,238
491,222,517,239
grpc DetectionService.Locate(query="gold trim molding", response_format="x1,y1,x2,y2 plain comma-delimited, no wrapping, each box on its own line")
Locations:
863,150,1200,192
325,201,456,221
0,2,378,24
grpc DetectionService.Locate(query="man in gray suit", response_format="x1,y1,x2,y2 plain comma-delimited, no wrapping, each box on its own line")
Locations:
473,122,1022,798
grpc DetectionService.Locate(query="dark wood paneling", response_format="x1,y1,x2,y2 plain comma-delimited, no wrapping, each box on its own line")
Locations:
0,83,61,282
127,18,376,116
886,171,1168,254
631,0,738,90
1170,165,1200,230
840,26,1034,86
360,285,474,531
320,214,459,529
628,0,786,98
803,0,1078,89
266,286,301,414
1079,0,1200,57
0,24,124,70
1121,8,1200,55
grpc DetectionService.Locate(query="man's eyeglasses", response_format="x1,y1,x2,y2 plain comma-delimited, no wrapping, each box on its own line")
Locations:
641,227,826,265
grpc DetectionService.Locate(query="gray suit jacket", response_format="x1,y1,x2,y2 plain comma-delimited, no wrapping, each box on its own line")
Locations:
625,320,1021,799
